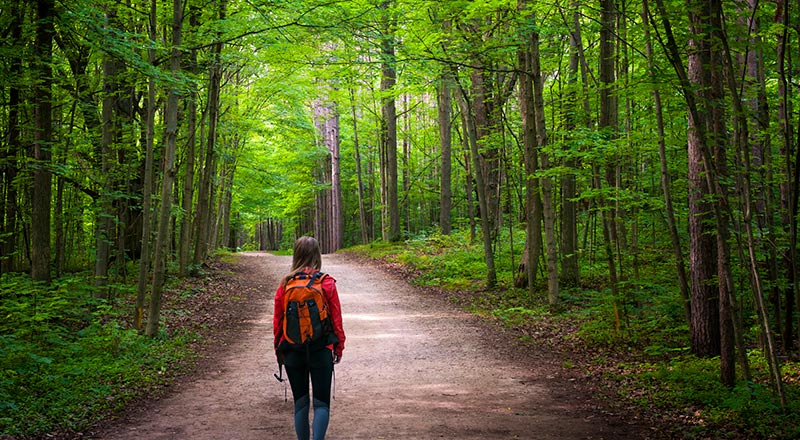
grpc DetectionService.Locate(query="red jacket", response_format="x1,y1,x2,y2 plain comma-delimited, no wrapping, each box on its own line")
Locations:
273,268,345,358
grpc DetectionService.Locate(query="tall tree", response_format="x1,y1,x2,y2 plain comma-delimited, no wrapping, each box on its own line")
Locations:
380,0,400,242
455,82,497,287
147,0,183,337
96,5,124,293
598,0,620,325
1,0,23,275
518,1,540,298
178,3,200,277
688,1,732,376
31,0,56,283
313,93,343,253
349,87,370,244
654,0,737,384
136,0,158,329
529,15,559,305
558,0,582,288
775,0,797,353
193,0,225,268
438,71,453,235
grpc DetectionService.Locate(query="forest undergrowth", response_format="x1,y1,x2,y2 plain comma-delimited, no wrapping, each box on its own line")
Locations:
347,230,800,440
0,256,248,439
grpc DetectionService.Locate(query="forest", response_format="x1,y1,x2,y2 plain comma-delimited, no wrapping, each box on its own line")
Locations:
1,0,799,437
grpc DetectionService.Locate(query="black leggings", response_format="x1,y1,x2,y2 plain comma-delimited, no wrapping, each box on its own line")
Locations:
284,348,334,405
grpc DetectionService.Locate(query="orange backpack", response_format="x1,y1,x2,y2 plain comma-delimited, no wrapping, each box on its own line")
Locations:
281,272,332,348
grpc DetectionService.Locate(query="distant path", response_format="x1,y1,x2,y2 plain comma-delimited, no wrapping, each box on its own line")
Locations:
94,252,650,439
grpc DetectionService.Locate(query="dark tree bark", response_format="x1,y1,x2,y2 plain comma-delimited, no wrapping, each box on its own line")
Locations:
136,0,158,330
459,119,477,243
31,0,55,283
96,5,125,293
685,0,721,359
349,88,369,244
775,0,797,353
380,0,400,242
517,6,540,297
470,65,500,240
193,2,224,269
179,3,200,276
147,0,183,337
438,72,453,235
558,2,580,288
1,0,23,275
529,20,559,305
599,0,620,324
653,0,744,386
313,94,342,253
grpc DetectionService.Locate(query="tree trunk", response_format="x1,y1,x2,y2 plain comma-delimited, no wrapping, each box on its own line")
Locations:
193,3,224,269
695,1,739,387
136,0,157,330
599,0,620,324
349,88,369,244
455,82,497,287
438,72,453,235
1,0,22,275
330,108,343,252
96,6,124,293
654,0,742,385
559,2,581,287
685,2,721,358
147,0,182,337
380,0,400,242
470,66,501,242
313,94,342,253
530,25,559,305
775,0,797,353
459,120,477,243
402,94,410,234
179,4,200,276
217,163,233,250
517,10,540,297
31,0,55,283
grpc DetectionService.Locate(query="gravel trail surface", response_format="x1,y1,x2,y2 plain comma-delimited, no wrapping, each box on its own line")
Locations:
95,252,649,439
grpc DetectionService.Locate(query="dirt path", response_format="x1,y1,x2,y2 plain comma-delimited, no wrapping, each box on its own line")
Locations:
94,252,652,439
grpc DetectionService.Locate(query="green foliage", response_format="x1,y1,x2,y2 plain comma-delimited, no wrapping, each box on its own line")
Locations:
607,355,800,439
351,230,489,290
0,274,197,437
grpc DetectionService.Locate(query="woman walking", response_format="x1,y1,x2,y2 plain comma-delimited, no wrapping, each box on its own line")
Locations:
273,236,345,440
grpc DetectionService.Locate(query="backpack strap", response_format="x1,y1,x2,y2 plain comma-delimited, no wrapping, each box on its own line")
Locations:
306,271,325,288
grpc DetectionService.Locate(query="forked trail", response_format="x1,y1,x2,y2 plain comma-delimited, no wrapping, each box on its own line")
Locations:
95,252,650,439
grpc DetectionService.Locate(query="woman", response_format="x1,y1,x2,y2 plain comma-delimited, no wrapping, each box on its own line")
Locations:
273,236,345,440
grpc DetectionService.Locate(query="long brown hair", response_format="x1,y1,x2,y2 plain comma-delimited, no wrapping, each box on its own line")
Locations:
282,236,322,286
